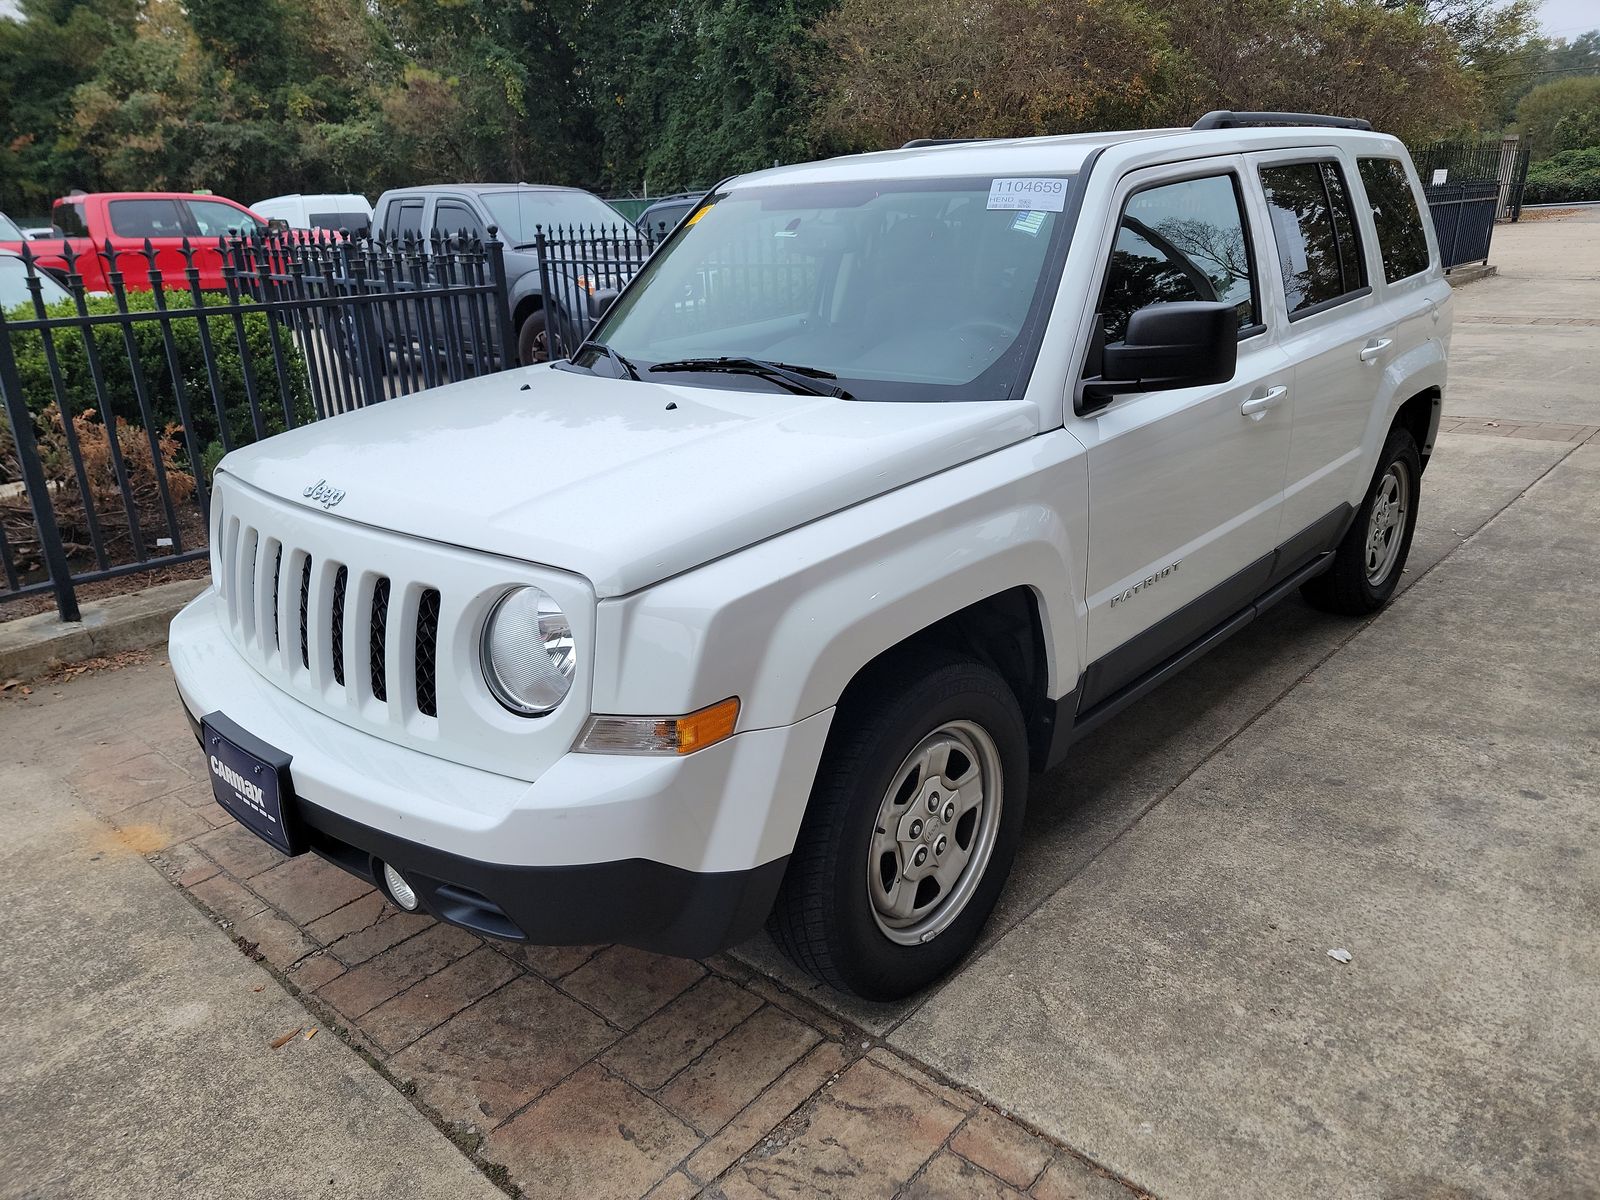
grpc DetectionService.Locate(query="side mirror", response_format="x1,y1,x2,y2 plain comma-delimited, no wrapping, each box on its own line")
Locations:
589,287,620,319
1085,301,1238,407
266,217,291,234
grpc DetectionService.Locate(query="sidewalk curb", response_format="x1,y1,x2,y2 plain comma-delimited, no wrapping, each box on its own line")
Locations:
0,579,205,681
1447,263,1498,287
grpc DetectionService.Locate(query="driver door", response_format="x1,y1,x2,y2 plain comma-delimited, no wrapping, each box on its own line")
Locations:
1070,159,1293,711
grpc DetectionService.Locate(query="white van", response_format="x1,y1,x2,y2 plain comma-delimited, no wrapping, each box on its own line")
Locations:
251,194,373,235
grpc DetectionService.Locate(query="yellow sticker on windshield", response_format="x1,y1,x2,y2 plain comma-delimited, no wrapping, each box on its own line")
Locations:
685,204,712,226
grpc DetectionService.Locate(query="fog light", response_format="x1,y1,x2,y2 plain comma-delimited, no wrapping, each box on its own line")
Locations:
383,863,419,911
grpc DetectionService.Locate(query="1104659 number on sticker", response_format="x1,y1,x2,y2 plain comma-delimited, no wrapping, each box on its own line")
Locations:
987,178,1068,212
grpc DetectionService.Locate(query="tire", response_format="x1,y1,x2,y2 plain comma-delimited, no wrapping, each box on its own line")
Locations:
768,650,1029,1000
517,309,548,366
1301,427,1422,616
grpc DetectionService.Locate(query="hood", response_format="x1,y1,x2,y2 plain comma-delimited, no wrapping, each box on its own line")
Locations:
218,367,1038,597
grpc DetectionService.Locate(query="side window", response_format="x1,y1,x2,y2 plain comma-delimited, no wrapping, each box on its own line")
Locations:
1358,157,1430,283
432,200,486,240
1259,160,1368,316
310,212,371,235
53,202,90,239
388,200,424,240
188,199,263,238
1099,174,1257,344
108,199,186,239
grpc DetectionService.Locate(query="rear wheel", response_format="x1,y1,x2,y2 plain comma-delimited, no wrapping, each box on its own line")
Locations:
1302,427,1422,615
768,651,1028,1000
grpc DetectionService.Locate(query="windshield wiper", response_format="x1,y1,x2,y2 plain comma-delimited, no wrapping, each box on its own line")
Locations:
648,356,852,399
587,341,641,381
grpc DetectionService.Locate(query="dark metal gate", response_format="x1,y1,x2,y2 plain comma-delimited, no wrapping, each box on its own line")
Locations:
1412,135,1534,269
1422,181,1502,271
0,230,511,621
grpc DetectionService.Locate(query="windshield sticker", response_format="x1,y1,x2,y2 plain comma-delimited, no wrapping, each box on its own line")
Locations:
1011,210,1047,236
987,178,1068,212
685,204,713,226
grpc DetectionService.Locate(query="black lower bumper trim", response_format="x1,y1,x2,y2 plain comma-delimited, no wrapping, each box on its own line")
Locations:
177,688,787,957
297,797,787,959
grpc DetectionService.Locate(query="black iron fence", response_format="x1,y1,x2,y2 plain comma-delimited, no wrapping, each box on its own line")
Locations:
1413,136,1533,223
533,223,661,359
0,230,511,621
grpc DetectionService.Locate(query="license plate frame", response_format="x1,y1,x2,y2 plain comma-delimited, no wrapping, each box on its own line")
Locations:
200,712,304,857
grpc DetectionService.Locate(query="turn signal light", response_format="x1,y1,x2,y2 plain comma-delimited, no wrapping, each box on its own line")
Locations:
577,697,740,756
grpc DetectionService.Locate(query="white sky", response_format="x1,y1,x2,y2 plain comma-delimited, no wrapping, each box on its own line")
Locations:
1537,0,1599,39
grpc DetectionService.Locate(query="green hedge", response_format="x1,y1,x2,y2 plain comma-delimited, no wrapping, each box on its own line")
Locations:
1522,147,1600,206
3,291,314,481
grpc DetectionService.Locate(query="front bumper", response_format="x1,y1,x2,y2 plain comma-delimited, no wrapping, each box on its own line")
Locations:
171,590,833,955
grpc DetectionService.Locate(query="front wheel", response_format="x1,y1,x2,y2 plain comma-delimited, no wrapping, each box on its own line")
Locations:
517,309,549,366
1302,427,1422,615
768,651,1028,1000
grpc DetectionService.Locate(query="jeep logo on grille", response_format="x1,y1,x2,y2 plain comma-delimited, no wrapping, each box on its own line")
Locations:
302,479,346,509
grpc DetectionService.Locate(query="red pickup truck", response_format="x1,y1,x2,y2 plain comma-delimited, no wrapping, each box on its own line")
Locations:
0,191,270,293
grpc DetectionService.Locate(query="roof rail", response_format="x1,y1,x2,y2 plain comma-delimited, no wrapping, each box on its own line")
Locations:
1192,110,1372,132
900,137,1001,149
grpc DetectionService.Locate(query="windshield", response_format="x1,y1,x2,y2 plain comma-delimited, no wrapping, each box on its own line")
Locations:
481,190,624,244
586,174,1075,402
0,257,69,310
0,213,23,241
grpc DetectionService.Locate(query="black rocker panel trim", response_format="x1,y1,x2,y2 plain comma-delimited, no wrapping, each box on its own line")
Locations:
1044,505,1354,766
1079,552,1274,712
1271,503,1354,585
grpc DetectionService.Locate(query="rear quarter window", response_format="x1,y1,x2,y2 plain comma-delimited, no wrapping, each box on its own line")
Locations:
108,198,187,239
1259,160,1368,317
310,212,371,234
1357,158,1431,283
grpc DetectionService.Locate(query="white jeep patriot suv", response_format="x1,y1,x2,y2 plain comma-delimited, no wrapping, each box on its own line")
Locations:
172,112,1450,999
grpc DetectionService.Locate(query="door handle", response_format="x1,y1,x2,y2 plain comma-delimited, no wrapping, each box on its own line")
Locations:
1240,385,1288,418
1359,337,1394,363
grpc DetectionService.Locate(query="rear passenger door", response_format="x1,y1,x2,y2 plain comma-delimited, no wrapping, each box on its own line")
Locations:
1356,154,1449,400
1073,161,1293,711
105,197,191,289
1251,150,1393,564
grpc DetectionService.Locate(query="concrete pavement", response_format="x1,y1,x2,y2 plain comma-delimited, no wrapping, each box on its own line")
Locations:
893,440,1600,1197
1444,210,1600,426
0,716,507,1200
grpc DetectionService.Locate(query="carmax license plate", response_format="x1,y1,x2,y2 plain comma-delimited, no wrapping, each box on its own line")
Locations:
201,713,302,857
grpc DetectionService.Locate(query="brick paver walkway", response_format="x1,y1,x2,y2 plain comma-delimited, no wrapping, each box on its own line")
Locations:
40,669,1144,1200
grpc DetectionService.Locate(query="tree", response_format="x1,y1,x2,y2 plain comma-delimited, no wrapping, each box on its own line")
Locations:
581,0,830,192
1135,0,1486,139
811,0,1487,149
0,0,143,210
809,0,1172,150
1516,76,1600,158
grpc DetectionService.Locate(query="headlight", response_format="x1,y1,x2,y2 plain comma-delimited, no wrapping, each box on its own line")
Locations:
481,587,575,716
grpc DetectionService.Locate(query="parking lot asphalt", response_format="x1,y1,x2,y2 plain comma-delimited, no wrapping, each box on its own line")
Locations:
1,211,1595,1200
